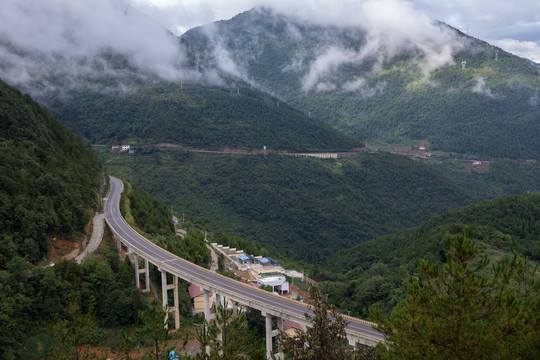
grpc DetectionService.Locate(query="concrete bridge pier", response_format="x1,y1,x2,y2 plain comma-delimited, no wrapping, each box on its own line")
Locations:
347,334,357,347
264,313,272,359
274,317,284,360
161,270,180,329
115,235,130,253
203,289,212,321
131,253,150,292
262,312,284,360
214,293,226,344
137,258,150,292
203,288,211,354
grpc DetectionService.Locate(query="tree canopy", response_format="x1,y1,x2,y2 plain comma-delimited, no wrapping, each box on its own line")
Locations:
371,231,540,359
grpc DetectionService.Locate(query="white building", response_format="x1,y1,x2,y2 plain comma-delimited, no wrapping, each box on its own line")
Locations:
257,275,289,294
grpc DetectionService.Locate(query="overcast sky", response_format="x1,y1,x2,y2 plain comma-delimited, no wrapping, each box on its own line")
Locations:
130,0,540,63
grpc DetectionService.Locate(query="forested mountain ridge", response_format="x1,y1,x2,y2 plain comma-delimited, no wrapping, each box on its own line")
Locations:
0,79,212,358
0,77,109,358
3,5,538,157
320,193,540,316
0,8,362,153
0,78,102,263
182,7,540,159
47,81,362,151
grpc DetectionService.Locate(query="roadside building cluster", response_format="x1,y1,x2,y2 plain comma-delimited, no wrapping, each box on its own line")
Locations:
186,242,306,336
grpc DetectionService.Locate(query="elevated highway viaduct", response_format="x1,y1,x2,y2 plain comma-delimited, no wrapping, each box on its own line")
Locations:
104,176,384,358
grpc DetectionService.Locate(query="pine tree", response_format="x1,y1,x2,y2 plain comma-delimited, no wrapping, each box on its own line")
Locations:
195,300,264,360
278,286,355,360
137,299,174,360
49,293,102,360
371,230,540,359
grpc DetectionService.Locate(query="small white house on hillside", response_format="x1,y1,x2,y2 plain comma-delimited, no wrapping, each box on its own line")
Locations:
257,275,289,294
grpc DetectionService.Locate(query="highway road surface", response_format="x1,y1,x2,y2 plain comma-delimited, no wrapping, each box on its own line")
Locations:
104,176,384,345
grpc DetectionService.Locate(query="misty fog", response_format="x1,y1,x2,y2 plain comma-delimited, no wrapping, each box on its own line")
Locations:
0,0,194,95
0,0,477,96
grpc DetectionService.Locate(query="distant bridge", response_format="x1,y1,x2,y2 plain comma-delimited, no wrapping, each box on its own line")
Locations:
104,176,383,358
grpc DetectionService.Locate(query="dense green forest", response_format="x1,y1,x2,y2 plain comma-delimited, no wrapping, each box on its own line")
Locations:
428,158,540,198
183,7,540,159
0,78,122,358
2,232,151,360
293,58,540,159
0,78,102,264
371,231,539,359
97,148,475,264
319,194,540,317
3,4,539,357
48,81,362,152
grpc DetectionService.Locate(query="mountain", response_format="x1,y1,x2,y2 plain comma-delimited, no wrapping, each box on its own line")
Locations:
2,42,362,151
0,2,361,152
320,193,540,316
3,5,538,157
0,78,102,264
182,7,540,159
0,77,104,358
47,80,362,151
0,77,208,358
96,148,475,264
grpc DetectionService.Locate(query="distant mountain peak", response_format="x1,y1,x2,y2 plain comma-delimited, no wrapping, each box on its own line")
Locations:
186,5,475,89
182,7,540,159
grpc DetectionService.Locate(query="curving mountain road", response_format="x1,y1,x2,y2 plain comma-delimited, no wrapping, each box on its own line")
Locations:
104,175,384,346
76,213,105,264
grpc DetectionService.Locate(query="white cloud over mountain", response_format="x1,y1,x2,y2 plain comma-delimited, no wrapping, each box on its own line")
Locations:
134,0,540,62
0,0,191,93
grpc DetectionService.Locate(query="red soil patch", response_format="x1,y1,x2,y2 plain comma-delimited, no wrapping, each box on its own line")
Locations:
48,238,80,262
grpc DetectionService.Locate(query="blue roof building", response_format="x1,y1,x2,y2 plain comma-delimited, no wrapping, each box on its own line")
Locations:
238,254,251,264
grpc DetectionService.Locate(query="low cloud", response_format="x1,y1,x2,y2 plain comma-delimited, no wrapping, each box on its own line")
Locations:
302,47,358,91
343,78,370,92
343,78,387,97
0,0,198,96
198,23,245,78
259,0,469,91
129,0,254,35
472,76,500,98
